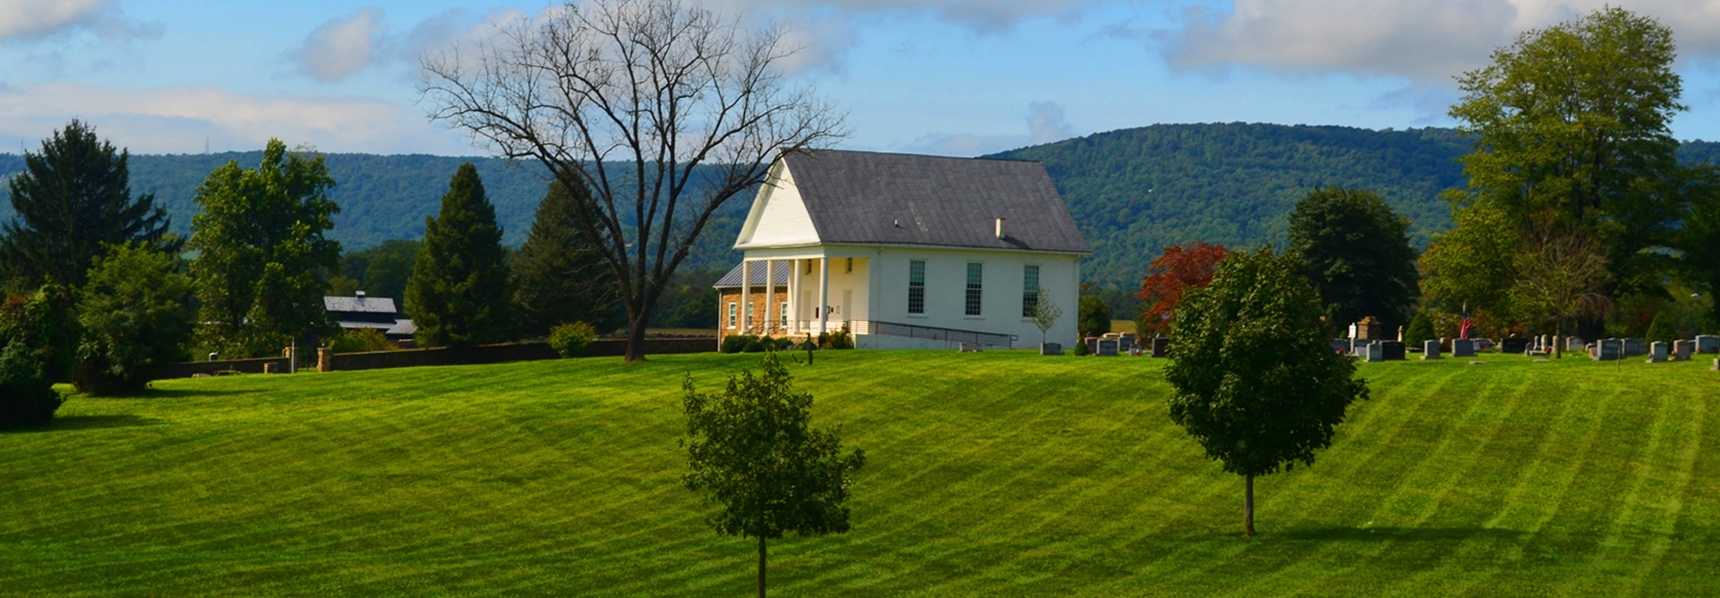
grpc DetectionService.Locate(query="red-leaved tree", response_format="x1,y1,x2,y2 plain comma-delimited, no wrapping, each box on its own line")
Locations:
1137,241,1231,336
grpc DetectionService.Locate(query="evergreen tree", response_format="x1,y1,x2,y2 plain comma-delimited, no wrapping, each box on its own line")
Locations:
189,140,341,358
513,180,620,338
1404,312,1435,348
405,163,513,348
1,120,176,287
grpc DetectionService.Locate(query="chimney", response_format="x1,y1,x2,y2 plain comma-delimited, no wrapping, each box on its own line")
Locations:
356,291,366,298
995,218,1007,239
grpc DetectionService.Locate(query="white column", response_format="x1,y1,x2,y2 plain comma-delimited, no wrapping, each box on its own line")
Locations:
740,259,751,333
819,256,830,334
789,258,799,334
764,260,775,336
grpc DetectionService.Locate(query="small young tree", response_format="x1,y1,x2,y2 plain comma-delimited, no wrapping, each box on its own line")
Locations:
681,353,865,598
73,242,195,395
405,163,514,348
1137,241,1230,337
1078,295,1112,338
1030,286,1063,345
1163,248,1369,536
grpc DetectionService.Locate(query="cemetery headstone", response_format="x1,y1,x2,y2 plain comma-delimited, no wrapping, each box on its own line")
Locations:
960,342,984,353
1624,338,1647,357
1151,337,1169,358
1501,337,1529,354
1119,332,1137,352
1097,339,1119,356
1421,339,1441,360
1365,342,1385,363
1040,342,1063,356
1452,339,1476,358
1381,341,1406,361
1673,340,1694,361
1648,341,1668,363
1696,335,1720,354
1566,336,1586,352
1330,339,1351,353
1086,337,1099,354
1356,316,1385,340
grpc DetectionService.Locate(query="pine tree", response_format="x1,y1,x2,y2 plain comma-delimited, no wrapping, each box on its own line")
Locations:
513,180,621,338
1,120,176,287
405,163,513,348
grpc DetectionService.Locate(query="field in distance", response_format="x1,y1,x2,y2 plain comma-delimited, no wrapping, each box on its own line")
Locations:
2,351,1716,596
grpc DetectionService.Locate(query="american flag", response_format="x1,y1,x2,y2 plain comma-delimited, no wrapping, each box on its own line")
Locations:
1459,304,1472,339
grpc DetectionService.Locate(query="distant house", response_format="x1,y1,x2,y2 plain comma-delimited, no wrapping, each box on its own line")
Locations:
323,292,416,346
717,149,1088,349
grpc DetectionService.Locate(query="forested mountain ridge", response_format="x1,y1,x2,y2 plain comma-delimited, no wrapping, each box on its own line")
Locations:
988,123,1475,292
8,123,1720,302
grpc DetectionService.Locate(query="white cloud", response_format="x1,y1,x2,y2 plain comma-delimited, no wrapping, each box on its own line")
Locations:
1162,0,1720,83
901,100,1080,156
0,0,160,43
292,8,386,83
0,82,469,155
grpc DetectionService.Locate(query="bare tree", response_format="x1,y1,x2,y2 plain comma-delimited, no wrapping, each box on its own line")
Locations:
420,0,846,361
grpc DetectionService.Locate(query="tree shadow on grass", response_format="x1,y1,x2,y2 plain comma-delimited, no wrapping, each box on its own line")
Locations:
99,388,251,400
1,414,162,433
1282,527,1527,543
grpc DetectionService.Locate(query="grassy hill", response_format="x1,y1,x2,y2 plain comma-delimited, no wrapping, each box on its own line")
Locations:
3,351,1716,596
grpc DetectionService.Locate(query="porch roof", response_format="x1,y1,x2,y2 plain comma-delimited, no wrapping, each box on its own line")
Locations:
712,260,791,289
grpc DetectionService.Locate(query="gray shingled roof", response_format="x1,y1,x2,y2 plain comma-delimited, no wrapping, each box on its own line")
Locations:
777,150,1089,253
323,295,399,314
713,260,791,289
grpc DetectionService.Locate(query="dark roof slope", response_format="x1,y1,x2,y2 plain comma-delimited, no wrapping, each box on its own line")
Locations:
324,295,399,314
713,260,791,289
781,150,1088,253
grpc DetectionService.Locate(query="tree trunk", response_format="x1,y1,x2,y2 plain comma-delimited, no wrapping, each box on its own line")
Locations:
1244,474,1257,537
758,536,767,598
624,311,649,362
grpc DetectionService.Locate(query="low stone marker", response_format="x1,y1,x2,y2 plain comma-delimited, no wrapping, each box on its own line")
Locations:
1452,339,1476,358
960,342,984,352
1040,342,1063,356
1647,341,1668,363
1421,339,1441,360
1697,335,1720,354
1097,338,1119,356
1119,332,1137,352
1565,336,1586,352
1713,358,1719,371
1151,337,1169,358
1673,340,1694,361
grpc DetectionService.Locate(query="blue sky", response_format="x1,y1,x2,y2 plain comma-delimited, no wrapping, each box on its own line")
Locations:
7,0,1720,157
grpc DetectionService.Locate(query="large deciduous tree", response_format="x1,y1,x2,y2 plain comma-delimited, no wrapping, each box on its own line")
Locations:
1444,6,1699,336
0,120,176,287
681,353,864,598
513,179,622,338
405,163,514,348
1287,188,1419,334
1136,241,1229,337
419,0,846,361
189,140,342,358
1163,248,1368,536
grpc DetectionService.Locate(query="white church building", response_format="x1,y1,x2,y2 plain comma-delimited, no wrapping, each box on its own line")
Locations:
715,149,1088,350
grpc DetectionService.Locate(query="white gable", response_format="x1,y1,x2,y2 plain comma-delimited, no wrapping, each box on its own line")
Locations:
735,160,820,248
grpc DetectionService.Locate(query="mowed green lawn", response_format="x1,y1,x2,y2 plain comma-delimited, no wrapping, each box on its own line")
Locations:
3,351,1718,597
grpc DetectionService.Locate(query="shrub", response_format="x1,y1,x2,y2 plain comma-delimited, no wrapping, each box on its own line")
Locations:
1404,312,1435,349
548,322,598,358
742,338,766,353
1645,311,1678,344
817,332,831,349
0,285,78,383
0,337,62,429
829,328,855,349
1072,338,1091,356
721,334,756,354
328,328,398,354
73,243,196,395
